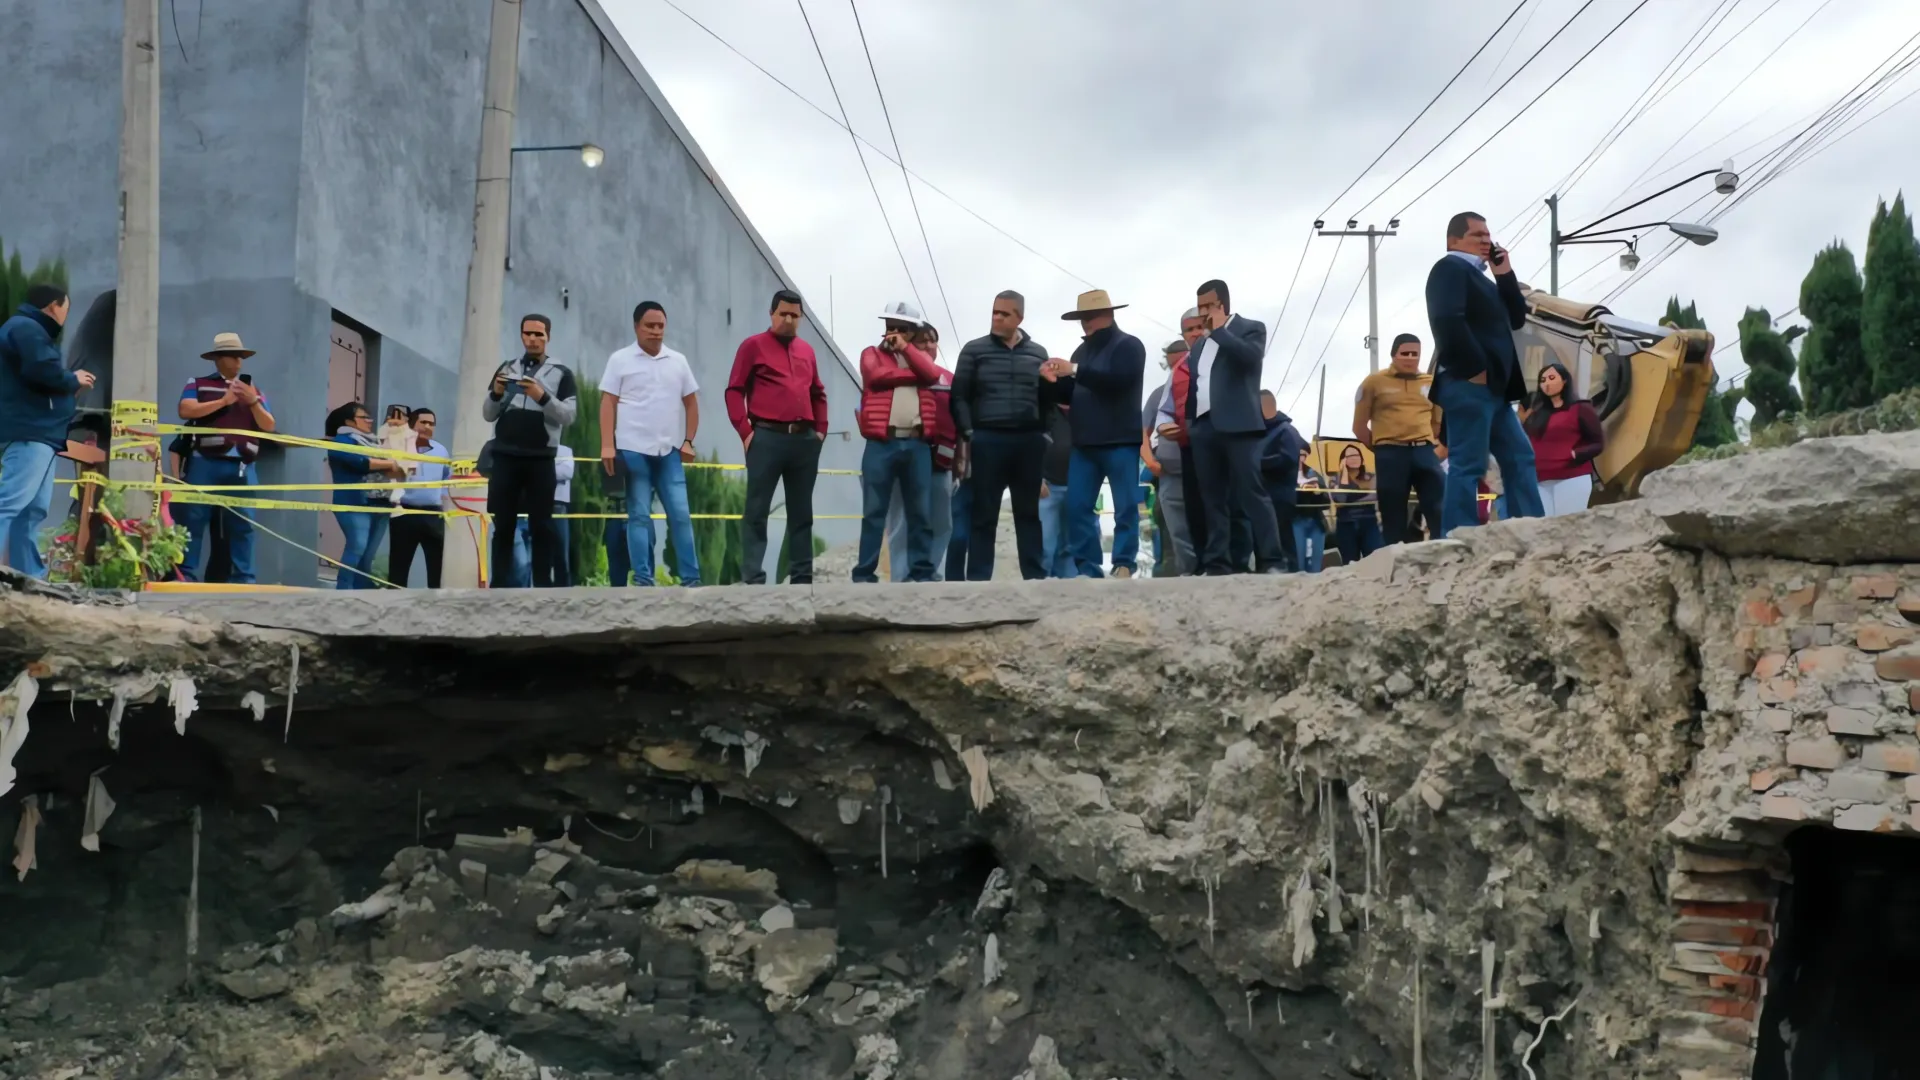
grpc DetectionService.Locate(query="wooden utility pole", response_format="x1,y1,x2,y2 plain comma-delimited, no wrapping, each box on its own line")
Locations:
443,0,524,589
111,0,162,518
1315,224,1398,373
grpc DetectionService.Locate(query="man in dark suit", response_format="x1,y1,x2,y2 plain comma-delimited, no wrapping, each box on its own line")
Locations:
1424,212,1544,537
1182,279,1285,574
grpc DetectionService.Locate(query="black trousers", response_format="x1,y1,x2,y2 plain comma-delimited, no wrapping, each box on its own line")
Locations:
1179,448,1268,572
741,427,822,584
488,453,558,588
390,514,445,588
1188,415,1286,574
1374,443,1446,544
967,428,1046,580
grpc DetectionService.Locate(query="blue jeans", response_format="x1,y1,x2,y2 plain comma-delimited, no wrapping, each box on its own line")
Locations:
0,441,58,579
1433,379,1543,536
511,503,571,587
604,516,631,586
1335,517,1384,565
1036,481,1078,578
946,479,971,582
332,507,388,589
178,456,258,584
887,472,952,582
1292,515,1326,573
620,450,700,586
1067,445,1140,576
854,438,934,583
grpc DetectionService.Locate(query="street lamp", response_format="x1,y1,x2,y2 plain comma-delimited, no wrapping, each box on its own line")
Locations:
505,143,607,269
1546,160,1738,294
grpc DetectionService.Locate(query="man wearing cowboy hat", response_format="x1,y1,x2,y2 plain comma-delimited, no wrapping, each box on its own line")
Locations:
176,332,276,583
1050,289,1147,579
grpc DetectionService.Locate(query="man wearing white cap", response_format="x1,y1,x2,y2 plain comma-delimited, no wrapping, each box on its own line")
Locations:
852,301,945,582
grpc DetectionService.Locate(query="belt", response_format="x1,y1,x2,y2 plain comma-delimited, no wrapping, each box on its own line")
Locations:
887,426,923,440
752,419,812,434
1375,439,1435,448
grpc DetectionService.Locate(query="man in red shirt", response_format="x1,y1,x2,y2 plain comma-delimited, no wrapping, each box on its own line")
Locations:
726,289,829,584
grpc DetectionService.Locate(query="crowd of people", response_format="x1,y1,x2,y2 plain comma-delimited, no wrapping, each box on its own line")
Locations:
0,211,1607,587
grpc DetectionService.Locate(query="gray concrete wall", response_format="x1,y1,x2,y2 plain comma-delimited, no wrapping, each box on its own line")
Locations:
1,0,863,587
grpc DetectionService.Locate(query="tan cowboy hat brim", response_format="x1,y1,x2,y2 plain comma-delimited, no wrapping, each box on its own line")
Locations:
201,347,256,359
1061,302,1128,320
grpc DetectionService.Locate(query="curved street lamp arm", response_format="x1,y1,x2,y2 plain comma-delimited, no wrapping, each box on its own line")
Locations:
1558,169,1719,241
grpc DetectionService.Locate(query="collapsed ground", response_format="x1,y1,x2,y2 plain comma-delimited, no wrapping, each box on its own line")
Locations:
0,431,1916,1080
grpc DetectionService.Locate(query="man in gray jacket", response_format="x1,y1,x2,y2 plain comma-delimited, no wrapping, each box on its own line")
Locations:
482,313,578,587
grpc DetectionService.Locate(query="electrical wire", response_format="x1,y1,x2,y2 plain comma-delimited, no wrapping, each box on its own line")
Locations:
793,0,925,315
1386,0,1658,223
1480,0,1543,93
653,0,1178,336
1345,0,1602,222
846,0,956,340
1272,236,1348,398
1288,267,1371,414
1642,0,1788,113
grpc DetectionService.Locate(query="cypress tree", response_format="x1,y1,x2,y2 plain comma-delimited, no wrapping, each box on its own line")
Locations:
1665,297,1736,449
1738,307,1802,427
1861,194,1920,397
1797,241,1871,415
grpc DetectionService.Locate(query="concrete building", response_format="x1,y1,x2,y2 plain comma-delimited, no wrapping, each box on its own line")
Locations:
3,0,863,586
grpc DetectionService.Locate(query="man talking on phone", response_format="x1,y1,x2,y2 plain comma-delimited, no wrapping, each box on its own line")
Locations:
482,314,578,587
1423,212,1543,537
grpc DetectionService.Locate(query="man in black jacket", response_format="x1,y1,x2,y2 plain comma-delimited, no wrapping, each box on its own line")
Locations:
950,290,1064,580
1185,279,1285,574
1423,212,1543,536
1053,289,1146,579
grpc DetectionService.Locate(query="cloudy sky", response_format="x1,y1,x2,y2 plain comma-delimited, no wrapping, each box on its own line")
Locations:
603,0,1916,434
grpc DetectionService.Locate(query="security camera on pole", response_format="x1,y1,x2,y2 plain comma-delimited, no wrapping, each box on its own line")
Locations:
1314,218,1399,373
1547,161,1739,294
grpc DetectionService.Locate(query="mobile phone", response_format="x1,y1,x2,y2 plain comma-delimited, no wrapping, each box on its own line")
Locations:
1489,243,1507,265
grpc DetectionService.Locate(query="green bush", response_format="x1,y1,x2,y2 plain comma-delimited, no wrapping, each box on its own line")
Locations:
1677,386,1920,464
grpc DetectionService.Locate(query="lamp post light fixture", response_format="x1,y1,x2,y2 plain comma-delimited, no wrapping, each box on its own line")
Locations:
504,142,606,269
1546,160,1737,294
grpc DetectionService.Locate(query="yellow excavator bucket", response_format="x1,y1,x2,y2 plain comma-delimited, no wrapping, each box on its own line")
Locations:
1514,289,1716,502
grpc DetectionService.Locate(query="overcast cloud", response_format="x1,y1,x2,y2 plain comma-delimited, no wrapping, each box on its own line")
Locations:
604,0,1914,432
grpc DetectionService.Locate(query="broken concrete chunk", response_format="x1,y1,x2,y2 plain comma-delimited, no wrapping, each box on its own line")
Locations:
216,965,291,1001
983,932,1004,986
240,690,267,721
754,928,837,998
166,675,197,735
932,759,955,791
674,859,779,895
838,796,864,825
528,850,572,884
0,671,39,799
329,883,403,927
759,904,796,932
961,746,994,811
80,770,115,852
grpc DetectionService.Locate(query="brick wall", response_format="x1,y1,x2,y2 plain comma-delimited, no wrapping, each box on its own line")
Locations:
1659,568,1920,1078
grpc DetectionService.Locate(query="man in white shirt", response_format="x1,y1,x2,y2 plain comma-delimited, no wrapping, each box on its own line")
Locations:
599,301,702,586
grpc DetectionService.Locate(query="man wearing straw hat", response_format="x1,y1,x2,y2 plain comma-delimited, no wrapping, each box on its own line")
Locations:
1051,289,1146,579
176,331,276,583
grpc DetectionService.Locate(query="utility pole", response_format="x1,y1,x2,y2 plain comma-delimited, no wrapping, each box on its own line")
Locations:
443,0,524,590
1313,365,1327,439
1315,223,1397,372
1546,195,1561,296
111,0,161,518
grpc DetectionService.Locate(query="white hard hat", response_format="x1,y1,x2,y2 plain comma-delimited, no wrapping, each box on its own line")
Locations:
878,300,926,327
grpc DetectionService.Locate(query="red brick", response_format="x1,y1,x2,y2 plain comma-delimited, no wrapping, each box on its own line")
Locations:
1911,686,1920,712
1906,774,1920,801
1825,708,1880,737
1708,973,1764,996
1856,624,1919,652
1787,736,1845,769
1753,652,1789,680
1760,708,1794,733
1758,677,1799,705
1781,586,1819,618
1860,740,1920,774
1798,646,1855,678
1897,593,1920,622
1750,768,1790,792
1693,996,1759,1021
1853,574,1901,600
1680,901,1772,922
1877,649,1920,681
1716,950,1769,975
1673,919,1774,947
1835,803,1898,832
1761,794,1809,821
1744,600,1782,626
1734,627,1758,652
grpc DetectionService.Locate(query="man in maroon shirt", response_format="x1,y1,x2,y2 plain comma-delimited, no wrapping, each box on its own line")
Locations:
726,289,829,584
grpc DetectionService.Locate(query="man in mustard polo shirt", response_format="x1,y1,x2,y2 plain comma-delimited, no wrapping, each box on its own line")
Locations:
1353,333,1445,545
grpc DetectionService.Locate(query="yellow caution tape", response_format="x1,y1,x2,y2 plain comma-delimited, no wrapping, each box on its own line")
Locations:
110,400,162,462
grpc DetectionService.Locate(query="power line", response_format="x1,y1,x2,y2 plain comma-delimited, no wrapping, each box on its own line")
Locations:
651,0,1176,336
1642,0,1789,113
1274,236,1351,399
1315,0,1532,219
1387,0,1658,222
1480,0,1543,93
845,0,956,339
1345,0,1602,222
1289,267,1370,414
794,0,925,316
